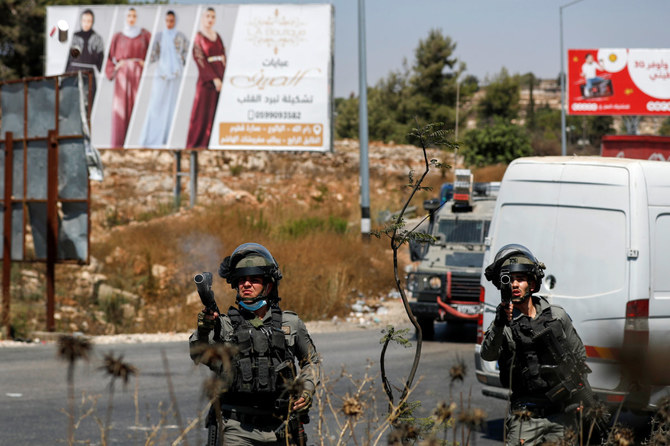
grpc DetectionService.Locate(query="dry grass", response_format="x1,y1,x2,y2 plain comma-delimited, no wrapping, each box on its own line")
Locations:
89,198,400,333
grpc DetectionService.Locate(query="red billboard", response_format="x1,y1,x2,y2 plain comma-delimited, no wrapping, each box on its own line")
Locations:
568,49,670,116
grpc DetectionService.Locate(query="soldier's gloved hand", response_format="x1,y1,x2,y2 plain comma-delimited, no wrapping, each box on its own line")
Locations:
494,303,511,327
293,390,313,412
197,311,216,336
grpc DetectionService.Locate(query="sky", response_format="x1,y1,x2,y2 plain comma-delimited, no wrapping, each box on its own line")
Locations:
166,0,670,98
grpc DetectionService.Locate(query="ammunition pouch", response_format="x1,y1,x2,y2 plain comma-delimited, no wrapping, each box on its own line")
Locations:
227,306,294,395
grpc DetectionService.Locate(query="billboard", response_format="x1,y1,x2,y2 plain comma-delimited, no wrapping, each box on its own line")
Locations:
568,49,670,116
46,4,333,151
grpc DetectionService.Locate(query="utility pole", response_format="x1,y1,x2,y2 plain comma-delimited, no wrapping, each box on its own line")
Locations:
560,0,586,157
358,0,370,239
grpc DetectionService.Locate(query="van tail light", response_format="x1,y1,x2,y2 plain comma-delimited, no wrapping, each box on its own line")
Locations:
476,286,485,344
623,298,649,347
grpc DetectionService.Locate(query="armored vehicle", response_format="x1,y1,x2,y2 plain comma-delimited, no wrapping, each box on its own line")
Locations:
406,170,497,340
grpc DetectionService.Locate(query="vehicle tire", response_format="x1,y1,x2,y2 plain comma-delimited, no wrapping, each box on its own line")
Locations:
417,317,434,340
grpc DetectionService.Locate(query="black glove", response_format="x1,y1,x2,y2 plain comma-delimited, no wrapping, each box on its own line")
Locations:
197,311,216,336
494,303,510,327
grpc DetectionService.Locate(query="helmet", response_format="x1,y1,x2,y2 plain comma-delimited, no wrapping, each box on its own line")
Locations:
484,244,545,293
218,243,282,288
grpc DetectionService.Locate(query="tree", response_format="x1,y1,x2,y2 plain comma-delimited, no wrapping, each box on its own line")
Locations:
461,117,532,166
0,0,127,80
660,117,670,136
478,67,520,122
520,72,539,130
405,30,465,130
334,96,359,140
334,29,474,145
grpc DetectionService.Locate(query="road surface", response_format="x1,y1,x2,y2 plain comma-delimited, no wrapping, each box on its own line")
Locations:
0,322,507,445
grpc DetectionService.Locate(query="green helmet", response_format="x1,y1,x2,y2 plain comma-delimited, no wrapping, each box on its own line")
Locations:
484,244,545,293
218,243,282,288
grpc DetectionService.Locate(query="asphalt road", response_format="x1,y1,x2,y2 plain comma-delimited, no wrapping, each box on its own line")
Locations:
0,322,508,445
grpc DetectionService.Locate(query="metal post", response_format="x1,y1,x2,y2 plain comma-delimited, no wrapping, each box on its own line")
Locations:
2,132,13,339
47,130,58,332
455,79,460,141
174,151,182,209
560,6,566,157
190,151,197,208
358,0,370,239
560,0,586,157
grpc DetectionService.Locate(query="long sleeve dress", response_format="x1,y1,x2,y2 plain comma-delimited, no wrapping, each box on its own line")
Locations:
66,29,105,101
186,32,226,149
105,29,151,148
138,30,188,147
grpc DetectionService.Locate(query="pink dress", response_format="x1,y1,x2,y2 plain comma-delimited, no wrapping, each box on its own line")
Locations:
186,32,226,149
105,29,151,147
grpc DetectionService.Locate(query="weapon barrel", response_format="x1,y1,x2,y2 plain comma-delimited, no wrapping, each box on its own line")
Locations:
194,272,219,314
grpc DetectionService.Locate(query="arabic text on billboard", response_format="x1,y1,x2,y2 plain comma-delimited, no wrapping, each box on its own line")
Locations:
45,4,333,151
568,49,670,116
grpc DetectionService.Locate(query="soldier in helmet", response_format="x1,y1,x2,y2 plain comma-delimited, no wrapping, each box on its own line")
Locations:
189,243,320,445
481,244,594,445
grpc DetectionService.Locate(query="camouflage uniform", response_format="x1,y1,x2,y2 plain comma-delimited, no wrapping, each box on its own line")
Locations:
190,307,320,446
481,295,587,446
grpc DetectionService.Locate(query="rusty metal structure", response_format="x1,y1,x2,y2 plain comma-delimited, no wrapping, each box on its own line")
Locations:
0,72,92,335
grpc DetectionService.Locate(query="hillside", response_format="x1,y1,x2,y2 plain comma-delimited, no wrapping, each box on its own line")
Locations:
9,139,509,339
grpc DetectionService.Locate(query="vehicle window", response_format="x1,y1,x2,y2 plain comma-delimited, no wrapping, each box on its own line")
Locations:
438,219,490,243
445,252,485,267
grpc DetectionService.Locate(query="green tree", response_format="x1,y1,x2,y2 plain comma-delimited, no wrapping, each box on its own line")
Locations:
520,72,539,130
478,67,520,122
405,30,464,130
334,96,359,139
659,117,670,136
334,29,474,144
1,0,127,80
461,117,532,166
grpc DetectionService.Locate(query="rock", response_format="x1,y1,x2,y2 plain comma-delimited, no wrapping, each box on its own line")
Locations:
186,290,201,306
121,303,135,319
97,283,141,305
151,264,168,277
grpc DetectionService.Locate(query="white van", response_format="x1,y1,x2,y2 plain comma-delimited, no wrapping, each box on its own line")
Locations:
474,156,670,412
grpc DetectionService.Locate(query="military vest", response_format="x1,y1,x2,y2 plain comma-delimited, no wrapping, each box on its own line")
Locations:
225,305,295,404
501,304,570,401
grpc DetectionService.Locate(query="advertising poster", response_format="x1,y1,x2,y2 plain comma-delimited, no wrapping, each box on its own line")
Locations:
45,4,333,151
568,48,670,116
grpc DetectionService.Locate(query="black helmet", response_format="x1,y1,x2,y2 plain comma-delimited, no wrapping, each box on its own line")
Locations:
484,244,545,293
218,243,282,288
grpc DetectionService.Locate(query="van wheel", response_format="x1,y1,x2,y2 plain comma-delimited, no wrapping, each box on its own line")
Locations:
417,317,434,340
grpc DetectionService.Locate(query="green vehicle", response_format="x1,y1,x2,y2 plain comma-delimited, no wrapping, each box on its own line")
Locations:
406,174,497,340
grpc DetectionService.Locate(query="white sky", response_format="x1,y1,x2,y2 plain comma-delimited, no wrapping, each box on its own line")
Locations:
174,0,670,97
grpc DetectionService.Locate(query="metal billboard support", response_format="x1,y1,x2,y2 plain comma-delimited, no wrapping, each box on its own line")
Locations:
2,132,14,339
47,130,59,332
174,150,198,209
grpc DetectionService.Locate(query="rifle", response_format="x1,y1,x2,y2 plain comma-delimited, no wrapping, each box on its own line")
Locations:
533,326,610,432
274,411,309,446
194,272,220,315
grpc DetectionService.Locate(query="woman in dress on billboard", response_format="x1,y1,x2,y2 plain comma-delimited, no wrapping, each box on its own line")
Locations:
105,7,152,148
138,10,188,148
186,7,226,149
65,9,105,103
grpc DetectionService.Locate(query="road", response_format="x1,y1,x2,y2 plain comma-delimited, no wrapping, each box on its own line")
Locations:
0,322,507,445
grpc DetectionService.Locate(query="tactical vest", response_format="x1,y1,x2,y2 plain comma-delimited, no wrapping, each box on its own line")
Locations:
500,304,571,402
225,305,295,405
